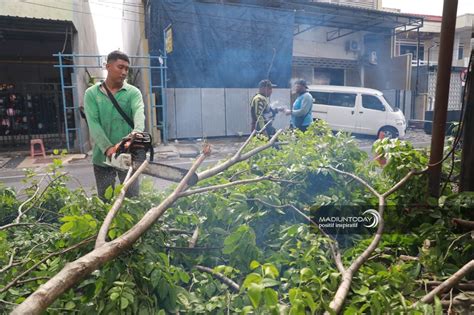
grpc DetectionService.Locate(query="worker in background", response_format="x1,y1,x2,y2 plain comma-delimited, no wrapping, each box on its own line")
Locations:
285,79,313,132
250,79,284,138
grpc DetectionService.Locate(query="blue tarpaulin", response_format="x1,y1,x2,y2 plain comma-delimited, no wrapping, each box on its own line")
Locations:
149,0,295,88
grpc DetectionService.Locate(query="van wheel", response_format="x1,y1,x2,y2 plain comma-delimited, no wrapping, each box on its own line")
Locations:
380,126,399,139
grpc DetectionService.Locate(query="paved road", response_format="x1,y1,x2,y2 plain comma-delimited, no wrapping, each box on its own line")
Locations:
0,129,432,195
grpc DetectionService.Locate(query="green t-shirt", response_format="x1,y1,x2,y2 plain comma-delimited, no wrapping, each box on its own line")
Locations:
84,82,145,166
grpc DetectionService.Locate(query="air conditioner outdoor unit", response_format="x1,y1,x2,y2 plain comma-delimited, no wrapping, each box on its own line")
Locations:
346,40,360,52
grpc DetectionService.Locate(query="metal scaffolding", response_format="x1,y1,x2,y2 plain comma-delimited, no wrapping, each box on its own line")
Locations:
53,53,168,152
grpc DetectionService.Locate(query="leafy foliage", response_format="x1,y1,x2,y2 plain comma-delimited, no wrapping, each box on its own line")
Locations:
0,122,472,314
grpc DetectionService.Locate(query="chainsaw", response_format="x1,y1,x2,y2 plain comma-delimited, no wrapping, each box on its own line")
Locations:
105,132,198,186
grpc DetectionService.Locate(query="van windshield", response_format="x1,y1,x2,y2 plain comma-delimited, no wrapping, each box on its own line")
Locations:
382,95,400,112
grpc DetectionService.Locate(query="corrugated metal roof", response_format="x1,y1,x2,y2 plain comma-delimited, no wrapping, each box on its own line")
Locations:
0,14,72,23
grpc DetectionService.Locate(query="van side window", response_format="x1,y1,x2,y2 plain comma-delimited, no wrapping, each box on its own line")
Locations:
310,92,356,108
328,93,356,108
310,92,328,104
362,95,385,111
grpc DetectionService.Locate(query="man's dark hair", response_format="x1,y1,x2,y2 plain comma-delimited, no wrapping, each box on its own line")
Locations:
107,50,130,63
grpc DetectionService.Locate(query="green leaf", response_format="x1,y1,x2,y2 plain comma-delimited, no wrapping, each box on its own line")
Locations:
262,278,280,288
353,285,369,296
263,288,278,307
301,292,317,314
104,186,114,200
178,270,190,284
158,280,169,298
247,283,263,309
64,301,76,310
120,297,129,310
263,263,279,279
242,273,262,289
150,269,161,288
60,221,74,234
300,267,313,281
250,260,260,270
110,292,119,301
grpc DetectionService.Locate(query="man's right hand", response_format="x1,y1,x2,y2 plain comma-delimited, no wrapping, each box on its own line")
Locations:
105,144,119,158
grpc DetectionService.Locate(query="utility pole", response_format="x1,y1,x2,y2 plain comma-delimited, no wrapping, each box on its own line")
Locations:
428,0,458,197
460,49,474,191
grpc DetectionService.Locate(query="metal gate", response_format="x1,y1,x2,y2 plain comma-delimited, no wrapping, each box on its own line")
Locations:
54,53,168,153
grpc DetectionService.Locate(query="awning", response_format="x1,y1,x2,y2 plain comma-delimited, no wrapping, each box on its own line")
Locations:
0,15,75,42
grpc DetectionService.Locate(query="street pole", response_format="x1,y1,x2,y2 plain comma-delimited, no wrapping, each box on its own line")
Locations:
428,0,458,197
460,49,474,192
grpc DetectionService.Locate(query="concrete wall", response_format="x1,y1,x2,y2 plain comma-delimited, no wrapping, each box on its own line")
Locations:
293,27,364,61
292,27,369,87
364,35,412,91
166,88,292,139
121,0,156,139
70,2,102,153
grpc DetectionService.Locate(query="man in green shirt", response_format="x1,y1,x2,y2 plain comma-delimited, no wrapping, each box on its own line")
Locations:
84,50,145,199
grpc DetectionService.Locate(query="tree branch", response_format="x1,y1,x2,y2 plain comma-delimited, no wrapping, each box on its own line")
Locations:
188,226,199,248
327,166,381,198
16,277,50,286
0,174,68,231
13,146,211,314
1,236,94,294
416,260,474,306
13,139,287,314
179,176,273,197
165,228,193,235
452,218,474,230
382,169,425,198
327,195,386,314
0,248,17,273
15,176,47,223
420,280,474,291
325,166,425,314
195,265,240,292
95,161,148,249
197,130,282,181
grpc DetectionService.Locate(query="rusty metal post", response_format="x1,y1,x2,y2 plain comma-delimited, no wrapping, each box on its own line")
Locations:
428,0,458,197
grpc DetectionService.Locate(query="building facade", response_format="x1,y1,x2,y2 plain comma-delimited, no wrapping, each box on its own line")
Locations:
122,0,421,140
0,0,101,152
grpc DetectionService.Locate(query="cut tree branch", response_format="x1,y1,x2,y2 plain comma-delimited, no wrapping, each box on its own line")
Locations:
327,166,381,198
0,248,17,273
420,280,474,291
188,226,199,248
195,265,240,292
416,259,474,306
452,218,474,230
325,166,424,314
197,130,282,181
14,135,281,314
0,174,68,231
1,236,94,294
179,176,273,197
95,161,148,249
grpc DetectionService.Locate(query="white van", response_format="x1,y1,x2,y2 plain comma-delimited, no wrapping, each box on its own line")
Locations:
308,85,406,138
